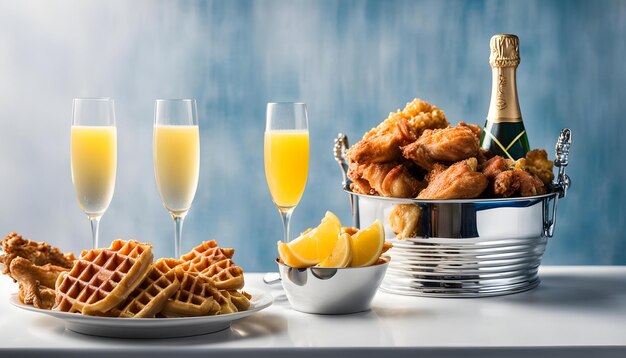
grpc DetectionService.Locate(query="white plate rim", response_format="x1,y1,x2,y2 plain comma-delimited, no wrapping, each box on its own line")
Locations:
9,288,273,325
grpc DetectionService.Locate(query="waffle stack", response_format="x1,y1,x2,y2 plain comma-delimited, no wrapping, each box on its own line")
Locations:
54,239,250,318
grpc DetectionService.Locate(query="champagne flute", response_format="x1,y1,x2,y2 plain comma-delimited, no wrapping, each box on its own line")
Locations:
264,103,309,244
153,99,200,257
71,98,117,249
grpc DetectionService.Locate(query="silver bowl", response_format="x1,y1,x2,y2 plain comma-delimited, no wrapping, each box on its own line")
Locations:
276,258,389,314
333,129,572,297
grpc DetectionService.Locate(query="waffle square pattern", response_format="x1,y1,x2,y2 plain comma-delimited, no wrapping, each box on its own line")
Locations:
55,240,154,315
178,240,245,291
109,258,181,318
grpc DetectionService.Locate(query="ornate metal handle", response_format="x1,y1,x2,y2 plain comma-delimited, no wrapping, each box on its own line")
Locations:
553,128,572,198
335,133,360,228
544,128,572,237
334,133,350,189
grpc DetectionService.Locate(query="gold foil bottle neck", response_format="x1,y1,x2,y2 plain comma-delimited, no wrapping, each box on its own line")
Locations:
489,34,520,67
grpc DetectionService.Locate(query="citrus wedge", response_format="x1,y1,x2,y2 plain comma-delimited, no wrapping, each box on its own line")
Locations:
278,241,316,267
350,219,385,267
277,211,342,267
318,233,353,268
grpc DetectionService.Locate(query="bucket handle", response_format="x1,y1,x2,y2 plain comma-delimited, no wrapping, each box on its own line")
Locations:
334,133,360,228
544,128,572,237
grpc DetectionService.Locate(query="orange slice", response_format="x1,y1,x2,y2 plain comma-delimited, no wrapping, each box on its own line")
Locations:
277,241,315,267
277,211,341,267
350,219,385,267
318,233,353,268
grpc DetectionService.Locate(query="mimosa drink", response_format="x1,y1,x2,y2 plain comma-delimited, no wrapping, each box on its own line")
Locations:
71,125,117,217
153,125,200,215
264,130,309,208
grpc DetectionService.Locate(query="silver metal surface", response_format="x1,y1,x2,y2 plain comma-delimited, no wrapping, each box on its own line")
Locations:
334,133,359,228
334,129,572,298
262,272,281,285
545,128,572,237
277,259,389,314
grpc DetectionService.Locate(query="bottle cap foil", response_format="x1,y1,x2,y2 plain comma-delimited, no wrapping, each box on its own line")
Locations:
490,34,520,67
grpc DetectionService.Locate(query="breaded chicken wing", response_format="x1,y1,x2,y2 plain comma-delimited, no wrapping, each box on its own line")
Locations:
9,257,68,309
417,158,488,199
402,122,481,170
0,232,75,274
347,118,416,163
348,161,425,198
492,169,546,197
481,155,513,180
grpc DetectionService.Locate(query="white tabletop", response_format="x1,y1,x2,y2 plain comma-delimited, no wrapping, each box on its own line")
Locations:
1,266,625,358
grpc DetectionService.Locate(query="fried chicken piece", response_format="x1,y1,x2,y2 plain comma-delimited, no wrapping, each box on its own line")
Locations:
389,204,421,239
349,162,426,198
492,170,519,197
18,282,56,310
347,99,448,164
523,149,554,185
347,118,416,163
0,233,75,310
348,162,377,195
9,256,68,288
425,163,448,183
402,122,481,170
493,169,546,197
0,233,75,274
516,170,547,196
417,158,488,199
9,257,68,310
482,155,513,180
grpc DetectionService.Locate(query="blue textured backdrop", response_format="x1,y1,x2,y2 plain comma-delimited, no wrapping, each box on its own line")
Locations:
0,0,624,271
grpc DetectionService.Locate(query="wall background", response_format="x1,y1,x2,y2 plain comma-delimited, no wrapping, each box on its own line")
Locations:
0,0,624,271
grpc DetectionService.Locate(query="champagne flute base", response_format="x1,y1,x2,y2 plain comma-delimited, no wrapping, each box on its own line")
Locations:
171,213,187,258
277,206,295,243
88,216,102,249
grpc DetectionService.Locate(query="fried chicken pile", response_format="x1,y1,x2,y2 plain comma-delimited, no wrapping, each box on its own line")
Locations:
0,233,76,309
347,98,449,197
345,98,555,239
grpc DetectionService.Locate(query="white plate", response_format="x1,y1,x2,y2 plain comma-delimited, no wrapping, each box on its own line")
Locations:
10,288,273,338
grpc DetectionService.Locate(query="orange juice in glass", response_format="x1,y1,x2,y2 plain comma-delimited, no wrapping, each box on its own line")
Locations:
264,130,309,208
153,124,200,215
153,99,200,258
264,103,309,243
71,98,117,249
71,125,117,215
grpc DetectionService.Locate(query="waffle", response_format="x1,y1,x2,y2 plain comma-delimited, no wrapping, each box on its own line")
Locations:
179,241,244,290
109,258,181,318
180,240,234,263
217,290,251,314
179,256,244,290
211,289,238,314
160,269,220,317
55,240,153,315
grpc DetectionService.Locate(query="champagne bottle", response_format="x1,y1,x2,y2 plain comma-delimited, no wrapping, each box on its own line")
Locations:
480,34,530,160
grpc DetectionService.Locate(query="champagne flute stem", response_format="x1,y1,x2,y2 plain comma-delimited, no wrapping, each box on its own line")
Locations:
173,215,185,258
279,208,293,243
89,216,101,249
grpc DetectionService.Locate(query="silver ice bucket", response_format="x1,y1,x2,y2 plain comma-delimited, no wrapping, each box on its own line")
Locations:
334,129,572,297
